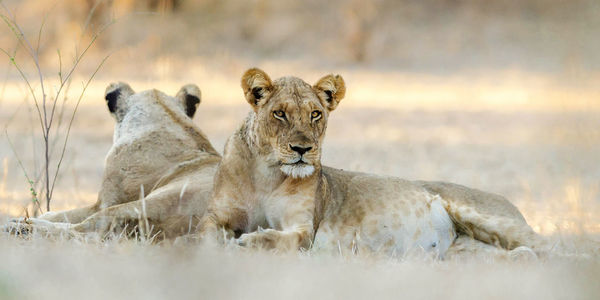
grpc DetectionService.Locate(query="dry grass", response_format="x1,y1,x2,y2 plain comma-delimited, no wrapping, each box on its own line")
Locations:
0,231,598,300
2,70,599,233
1,72,599,299
1,0,599,298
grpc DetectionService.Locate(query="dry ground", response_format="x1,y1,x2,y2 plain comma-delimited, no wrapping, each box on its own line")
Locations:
0,235,598,300
0,69,599,299
1,1,599,298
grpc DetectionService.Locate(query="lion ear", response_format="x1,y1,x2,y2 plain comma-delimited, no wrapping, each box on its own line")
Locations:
176,84,201,118
105,82,134,119
241,68,273,109
313,74,346,112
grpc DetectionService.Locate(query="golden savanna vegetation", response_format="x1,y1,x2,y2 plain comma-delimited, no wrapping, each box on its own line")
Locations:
0,0,598,299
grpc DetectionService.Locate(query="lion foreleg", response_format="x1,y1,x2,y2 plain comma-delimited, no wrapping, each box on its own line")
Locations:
196,213,237,245
38,204,99,224
72,192,177,236
5,202,100,236
237,195,315,252
2,218,74,237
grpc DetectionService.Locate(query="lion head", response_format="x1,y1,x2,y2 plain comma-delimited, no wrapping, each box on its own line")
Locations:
105,82,201,123
98,81,216,209
240,68,346,178
104,82,208,144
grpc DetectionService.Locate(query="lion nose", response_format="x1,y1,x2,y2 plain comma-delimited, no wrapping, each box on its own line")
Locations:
290,144,312,156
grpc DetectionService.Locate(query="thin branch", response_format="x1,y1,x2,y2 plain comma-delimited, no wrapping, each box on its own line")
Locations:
1,91,27,130
4,128,43,215
1,4,51,210
1,2,114,211
45,79,72,180
35,11,49,55
48,19,114,129
0,47,45,133
0,45,17,106
57,49,63,85
0,4,48,132
48,54,110,201
79,0,103,44
49,79,72,155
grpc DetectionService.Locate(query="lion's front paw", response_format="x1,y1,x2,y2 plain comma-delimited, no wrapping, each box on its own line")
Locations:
237,228,279,250
509,246,538,261
3,217,73,237
174,233,204,246
3,218,34,235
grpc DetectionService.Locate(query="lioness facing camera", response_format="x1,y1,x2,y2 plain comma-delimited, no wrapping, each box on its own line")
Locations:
199,68,546,257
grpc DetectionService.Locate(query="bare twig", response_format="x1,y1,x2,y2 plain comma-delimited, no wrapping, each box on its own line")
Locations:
35,12,49,55
0,45,18,105
0,4,50,210
1,2,112,212
79,0,103,45
57,49,63,84
0,47,45,133
5,129,43,215
48,54,110,201
48,19,114,130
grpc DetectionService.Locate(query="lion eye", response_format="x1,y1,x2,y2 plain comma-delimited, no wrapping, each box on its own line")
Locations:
311,110,322,121
273,110,286,120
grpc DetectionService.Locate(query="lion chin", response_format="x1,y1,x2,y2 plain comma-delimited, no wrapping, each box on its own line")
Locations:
280,163,315,178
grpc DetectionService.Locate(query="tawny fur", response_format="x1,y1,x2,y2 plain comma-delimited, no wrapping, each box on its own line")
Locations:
6,77,547,257
7,83,221,239
199,68,549,257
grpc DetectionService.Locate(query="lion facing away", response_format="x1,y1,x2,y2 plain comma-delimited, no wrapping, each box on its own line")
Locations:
6,82,221,239
199,68,547,258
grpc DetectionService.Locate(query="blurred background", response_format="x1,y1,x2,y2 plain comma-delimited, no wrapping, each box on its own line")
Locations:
0,0,599,236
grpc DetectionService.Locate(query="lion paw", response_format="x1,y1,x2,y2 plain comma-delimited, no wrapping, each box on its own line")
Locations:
237,229,278,250
3,217,73,237
2,218,34,235
509,246,538,261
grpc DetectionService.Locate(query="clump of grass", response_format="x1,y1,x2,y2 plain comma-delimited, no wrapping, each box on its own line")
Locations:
0,2,112,215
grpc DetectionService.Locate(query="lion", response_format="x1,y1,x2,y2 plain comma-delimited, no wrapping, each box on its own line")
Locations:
198,68,547,258
5,82,221,239
5,75,545,257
